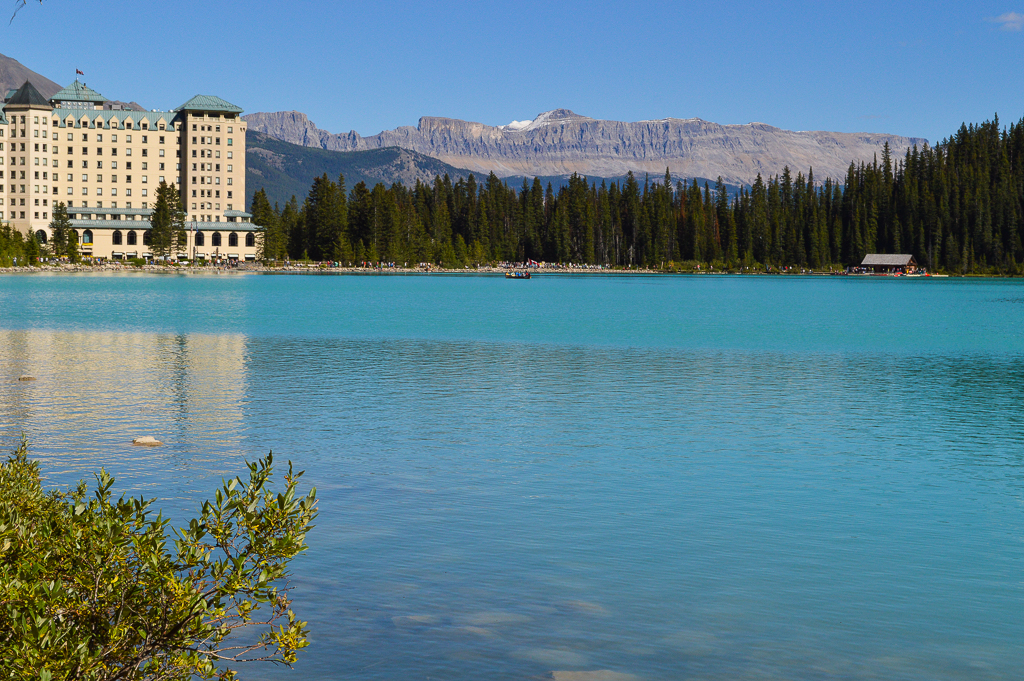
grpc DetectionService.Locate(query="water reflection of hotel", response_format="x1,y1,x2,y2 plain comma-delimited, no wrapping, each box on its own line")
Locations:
0,329,248,452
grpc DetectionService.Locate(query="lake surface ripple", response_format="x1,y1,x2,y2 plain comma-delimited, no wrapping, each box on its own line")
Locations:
1,273,1022,680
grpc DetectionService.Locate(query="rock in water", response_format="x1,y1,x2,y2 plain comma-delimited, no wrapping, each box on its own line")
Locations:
17,375,36,381
132,436,163,446
551,672,642,681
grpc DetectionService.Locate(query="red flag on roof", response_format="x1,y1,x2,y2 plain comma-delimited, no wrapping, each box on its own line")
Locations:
76,69,84,75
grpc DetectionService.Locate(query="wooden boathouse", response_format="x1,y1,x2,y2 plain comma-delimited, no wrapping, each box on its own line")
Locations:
860,254,918,274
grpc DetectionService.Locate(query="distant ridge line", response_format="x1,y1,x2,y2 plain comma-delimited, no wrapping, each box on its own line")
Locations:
243,109,929,187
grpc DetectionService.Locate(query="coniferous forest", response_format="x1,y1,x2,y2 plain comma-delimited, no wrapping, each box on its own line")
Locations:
3,116,1024,273
247,116,1024,273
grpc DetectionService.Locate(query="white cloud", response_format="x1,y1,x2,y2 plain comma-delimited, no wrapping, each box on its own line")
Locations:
988,12,1024,31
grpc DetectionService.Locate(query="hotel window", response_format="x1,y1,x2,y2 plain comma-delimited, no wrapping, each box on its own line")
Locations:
142,176,147,183
96,188,102,195
141,163,147,170
112,230,122,245
195,231,204,246
112,175,117,182
82,134,88,142
67,187,72,195
126,135,132,143
227,164,232,172
67,133,73,141
66,174,72,181
126,149,132,156
245,233,255,247
212,232,221,246
127,230,137,245
159,176,164,184
141,189,147,197
142,136,148,143
228,233,238,247
227,178,232,186
111,188,117,196
81,174,87,182
33,130,38,138
82,161,88,168
227,138,232,146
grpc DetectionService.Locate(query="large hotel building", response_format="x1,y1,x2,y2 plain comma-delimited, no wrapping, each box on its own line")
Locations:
0,79,258,261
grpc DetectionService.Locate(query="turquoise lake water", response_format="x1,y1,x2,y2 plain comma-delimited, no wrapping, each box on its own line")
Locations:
0,272,1022,680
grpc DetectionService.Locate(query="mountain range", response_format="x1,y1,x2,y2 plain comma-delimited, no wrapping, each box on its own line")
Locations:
243,109,929,187
247,131,479,206
2,51,930,204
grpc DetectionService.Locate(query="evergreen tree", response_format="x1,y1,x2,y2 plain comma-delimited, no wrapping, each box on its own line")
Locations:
149,183,186,260
48,202,72,258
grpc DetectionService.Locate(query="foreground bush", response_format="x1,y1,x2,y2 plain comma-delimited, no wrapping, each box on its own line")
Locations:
0,438,318,680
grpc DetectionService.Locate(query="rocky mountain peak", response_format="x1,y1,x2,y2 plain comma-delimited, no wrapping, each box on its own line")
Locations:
242,109,930,186
0,51,61,100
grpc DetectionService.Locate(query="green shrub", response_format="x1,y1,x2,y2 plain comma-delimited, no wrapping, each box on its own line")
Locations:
0,438,317,680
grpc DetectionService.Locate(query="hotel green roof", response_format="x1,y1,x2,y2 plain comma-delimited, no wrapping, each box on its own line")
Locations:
51,79,107,103
6,81,50,107
175,95,243,113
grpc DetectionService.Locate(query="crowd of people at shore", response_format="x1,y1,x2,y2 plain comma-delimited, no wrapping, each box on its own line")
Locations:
3,258,915,276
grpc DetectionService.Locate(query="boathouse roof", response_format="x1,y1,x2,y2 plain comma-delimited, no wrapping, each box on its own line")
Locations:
861,254,916,266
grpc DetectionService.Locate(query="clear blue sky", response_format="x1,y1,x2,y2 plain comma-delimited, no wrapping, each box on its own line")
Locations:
4,0,1024,144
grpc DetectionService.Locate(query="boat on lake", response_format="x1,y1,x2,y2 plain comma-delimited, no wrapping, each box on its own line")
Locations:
505,271,531,279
